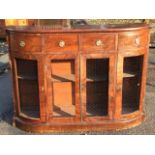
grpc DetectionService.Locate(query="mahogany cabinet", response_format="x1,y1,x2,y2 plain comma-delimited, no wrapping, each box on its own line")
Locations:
6,24,150,133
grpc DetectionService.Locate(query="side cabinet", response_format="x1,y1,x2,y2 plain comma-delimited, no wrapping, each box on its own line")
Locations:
7,24,150,133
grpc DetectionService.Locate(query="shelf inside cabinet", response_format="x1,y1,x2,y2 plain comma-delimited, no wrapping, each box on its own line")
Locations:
51,74,108,82
87,75,107,82
53,105,75,117
17,75,37,80
123,72,138,78
51,74,75,82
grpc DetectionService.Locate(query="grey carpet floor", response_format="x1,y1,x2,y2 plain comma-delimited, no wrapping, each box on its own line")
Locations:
0,49,155,135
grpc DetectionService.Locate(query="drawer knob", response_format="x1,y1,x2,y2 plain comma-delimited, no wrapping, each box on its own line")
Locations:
59,40,65,48
96,40,103,46
135,37,140,46
19,41,25,47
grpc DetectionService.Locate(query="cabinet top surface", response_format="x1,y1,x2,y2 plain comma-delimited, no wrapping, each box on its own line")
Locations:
6,23,149,33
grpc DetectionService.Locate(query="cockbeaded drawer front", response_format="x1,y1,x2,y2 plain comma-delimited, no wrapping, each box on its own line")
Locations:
10,33,42,53
43,34,78,53
118,31,149,50
79,33,116,52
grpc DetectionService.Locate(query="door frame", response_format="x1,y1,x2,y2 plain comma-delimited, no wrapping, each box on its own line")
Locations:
115,48,149,120
80,52,116,122
46,53,81,123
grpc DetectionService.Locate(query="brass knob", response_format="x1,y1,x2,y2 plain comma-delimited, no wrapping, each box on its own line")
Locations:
19,41,25,47
96,40,103,46
135,37,140,46
59,40,65,48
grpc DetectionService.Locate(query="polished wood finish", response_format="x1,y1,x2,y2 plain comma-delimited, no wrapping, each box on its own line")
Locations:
80,33,116,52
10,34,42,53
7,24,150,133
43,34,78,52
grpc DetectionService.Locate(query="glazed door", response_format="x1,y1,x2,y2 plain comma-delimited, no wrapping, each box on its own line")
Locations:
80,53,116,121
47,54,80,123
12,53,46,122
115,50,148,119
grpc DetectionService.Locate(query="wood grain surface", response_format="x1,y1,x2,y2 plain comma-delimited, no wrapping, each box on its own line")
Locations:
7,24,150,133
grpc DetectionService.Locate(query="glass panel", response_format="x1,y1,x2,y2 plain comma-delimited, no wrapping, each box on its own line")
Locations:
18,79,40,118
16,59,40,118
51,59,75,117
122,56,143,114
16,59,37,78
86,59,109,116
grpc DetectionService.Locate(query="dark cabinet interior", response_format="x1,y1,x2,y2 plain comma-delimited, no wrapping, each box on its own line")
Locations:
86,59,109,116
15,55,144,118
122,56,143,114
16,59,40,118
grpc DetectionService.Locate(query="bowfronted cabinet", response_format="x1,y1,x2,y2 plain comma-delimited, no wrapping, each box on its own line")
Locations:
7,24,150,133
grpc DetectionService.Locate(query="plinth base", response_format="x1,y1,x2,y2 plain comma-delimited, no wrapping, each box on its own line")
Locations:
13,114,145,133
